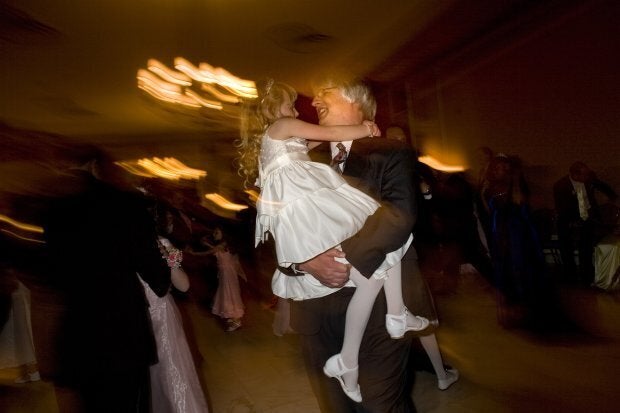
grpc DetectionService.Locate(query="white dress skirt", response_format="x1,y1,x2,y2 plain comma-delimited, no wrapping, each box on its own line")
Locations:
256,135,412,300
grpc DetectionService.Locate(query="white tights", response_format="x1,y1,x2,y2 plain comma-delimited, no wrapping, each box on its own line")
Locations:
340,262,405,370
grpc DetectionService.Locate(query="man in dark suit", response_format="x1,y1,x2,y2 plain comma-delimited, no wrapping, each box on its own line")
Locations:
44,149,171,412
553,161,617,283
287,78,419,412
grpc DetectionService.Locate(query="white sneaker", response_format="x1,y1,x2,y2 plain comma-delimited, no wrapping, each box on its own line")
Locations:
438,368,459,390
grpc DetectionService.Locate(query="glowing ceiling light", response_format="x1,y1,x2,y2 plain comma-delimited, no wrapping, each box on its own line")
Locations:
0,214,43,233
138,57,257,111
147,59,192,86
137,83,184,105
201,83,240,104
198,62,257,98
174,57,212,82
116,161,158,178
174,57,257,98
116,157,206,180
204,193,248,211
137,69,183,94
151,157,207,179
185,89,223,110
418,155,465,173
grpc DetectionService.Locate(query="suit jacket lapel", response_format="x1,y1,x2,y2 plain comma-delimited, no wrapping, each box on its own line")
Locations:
342,141,373,194
343,142,366,178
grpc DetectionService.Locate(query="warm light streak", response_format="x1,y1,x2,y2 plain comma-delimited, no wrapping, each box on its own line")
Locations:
116,157,206,180
138,57,258,110
0,214,43,233
1,229,45,243
147,59,192,86
116,162,159,178
137,83,186,106
418,155,465,173
201,84,240,103
149,157,207,179
185,90,223,110
204,193,248,211
137,69,183,94
174,57,257,98
244,189,259,203
137,69,205,109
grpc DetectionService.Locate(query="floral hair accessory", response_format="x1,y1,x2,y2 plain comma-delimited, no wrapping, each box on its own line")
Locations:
264,78,274,96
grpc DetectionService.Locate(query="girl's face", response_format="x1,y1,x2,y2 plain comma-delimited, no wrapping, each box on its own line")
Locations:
278,93,298,119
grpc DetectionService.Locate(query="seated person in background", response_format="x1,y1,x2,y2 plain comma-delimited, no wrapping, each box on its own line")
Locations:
553,161,617,283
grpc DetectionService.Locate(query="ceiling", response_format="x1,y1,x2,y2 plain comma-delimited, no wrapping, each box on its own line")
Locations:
0,0,547,142
2,0,569,224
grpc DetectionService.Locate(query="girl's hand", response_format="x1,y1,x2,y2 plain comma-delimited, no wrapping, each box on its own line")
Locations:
363,120,381,137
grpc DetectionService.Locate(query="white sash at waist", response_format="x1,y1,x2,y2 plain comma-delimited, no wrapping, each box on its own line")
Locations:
262,152,310,176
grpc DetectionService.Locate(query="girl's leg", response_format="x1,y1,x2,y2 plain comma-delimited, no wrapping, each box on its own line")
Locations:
419,334,447,378
383,262,428,333
339,268,384,389
420,334,460,390
383,261,406,316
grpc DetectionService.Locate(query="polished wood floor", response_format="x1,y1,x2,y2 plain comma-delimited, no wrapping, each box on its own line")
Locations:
1,268,619,413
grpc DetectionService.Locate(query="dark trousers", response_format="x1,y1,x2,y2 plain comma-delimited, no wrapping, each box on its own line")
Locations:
558,219,595,282
292,287,416,413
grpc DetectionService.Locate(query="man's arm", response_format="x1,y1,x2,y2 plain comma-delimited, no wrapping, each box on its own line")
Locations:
341,144,417,277
299,143,417,281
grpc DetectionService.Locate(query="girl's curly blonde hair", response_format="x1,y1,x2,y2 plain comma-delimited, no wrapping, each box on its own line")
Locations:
236,79,297,188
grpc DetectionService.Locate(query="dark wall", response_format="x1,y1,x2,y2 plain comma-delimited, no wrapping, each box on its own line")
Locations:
386,0,619,209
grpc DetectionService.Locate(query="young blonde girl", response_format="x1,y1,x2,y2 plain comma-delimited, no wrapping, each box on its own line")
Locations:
237,79,428,402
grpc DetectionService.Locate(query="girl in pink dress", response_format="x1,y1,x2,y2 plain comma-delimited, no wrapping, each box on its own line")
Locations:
205,227,247,332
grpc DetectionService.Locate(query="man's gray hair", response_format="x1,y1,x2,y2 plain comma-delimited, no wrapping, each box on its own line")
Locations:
315,76,377,120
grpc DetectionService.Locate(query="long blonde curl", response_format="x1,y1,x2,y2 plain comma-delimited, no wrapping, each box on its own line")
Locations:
235,79,297,188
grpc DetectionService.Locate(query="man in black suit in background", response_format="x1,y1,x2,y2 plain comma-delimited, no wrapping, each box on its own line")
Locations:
44,149,171,412
286,77,419,412
553,161,617,283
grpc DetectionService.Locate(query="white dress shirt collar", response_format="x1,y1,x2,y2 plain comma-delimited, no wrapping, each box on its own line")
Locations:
330,140,352,158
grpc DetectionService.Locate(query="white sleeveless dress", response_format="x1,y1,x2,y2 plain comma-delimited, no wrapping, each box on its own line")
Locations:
255,134,412,300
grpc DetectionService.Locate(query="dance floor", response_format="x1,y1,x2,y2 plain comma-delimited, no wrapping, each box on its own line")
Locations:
1,269,619,413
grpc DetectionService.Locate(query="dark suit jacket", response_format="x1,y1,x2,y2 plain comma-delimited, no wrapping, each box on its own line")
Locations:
312,138,417,277
44,176,171,383
292,138,419,413
553,175,617,225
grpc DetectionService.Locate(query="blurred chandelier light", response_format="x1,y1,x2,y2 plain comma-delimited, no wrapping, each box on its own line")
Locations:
137,57,257,109
116,157,207,180
175,58,257,99
204,193,248,211
0,214,43,233
418,155,465,173
1,229,45,244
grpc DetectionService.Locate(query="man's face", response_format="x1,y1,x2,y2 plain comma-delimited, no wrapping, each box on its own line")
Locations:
311,86,363,126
